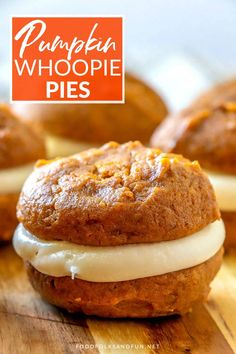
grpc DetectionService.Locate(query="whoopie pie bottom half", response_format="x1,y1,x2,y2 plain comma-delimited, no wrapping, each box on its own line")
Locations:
26,248,223,318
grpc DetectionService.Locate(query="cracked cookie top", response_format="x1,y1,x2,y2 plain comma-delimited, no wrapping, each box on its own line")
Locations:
17,141,220,246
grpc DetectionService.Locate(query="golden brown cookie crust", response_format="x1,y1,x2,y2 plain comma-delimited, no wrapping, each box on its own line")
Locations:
13,73,168,144
26,248,223,318
0,193,19,242
17,141,220,246
151,103,236,174
0,104,46,169
221,211,236,250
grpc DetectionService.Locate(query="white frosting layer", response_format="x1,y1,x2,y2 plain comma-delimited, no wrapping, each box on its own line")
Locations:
46,135,95,158
0,163,33,194
13,220,225,282
207,171,236,211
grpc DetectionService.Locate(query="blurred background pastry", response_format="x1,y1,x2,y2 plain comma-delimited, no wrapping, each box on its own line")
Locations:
151,94,236,249
13,73,168,158
191,78,236,110
0,104,46,242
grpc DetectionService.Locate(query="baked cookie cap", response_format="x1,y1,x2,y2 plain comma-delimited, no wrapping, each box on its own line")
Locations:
0,104,46,169
17,141,220,246
151,103,236,174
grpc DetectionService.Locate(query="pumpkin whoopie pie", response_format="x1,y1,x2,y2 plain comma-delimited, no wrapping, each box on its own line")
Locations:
13,141,224,317
151,103,236,249
12,73,168,158
0,104,46,242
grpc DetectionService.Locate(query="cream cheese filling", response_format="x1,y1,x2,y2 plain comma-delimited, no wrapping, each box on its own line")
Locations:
13,220,225,282
46,134,95,158
0,163,34,194
206,171,236,212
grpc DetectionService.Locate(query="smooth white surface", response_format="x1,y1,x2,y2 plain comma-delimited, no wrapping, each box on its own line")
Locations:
0,163,33,194
46,135,95,158
13,220,225,282
207,171,236,211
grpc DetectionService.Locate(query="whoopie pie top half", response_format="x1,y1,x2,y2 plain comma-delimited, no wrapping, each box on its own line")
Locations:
191,78,236,110
17,141,219,246
151,103,236,175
